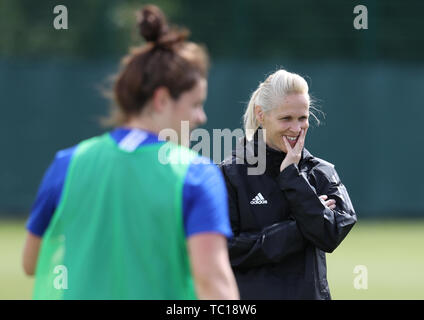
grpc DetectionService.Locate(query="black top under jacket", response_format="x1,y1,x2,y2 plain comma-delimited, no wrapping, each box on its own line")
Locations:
219,129,357,300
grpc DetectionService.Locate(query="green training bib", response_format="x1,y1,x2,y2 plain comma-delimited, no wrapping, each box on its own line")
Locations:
33,133,197,300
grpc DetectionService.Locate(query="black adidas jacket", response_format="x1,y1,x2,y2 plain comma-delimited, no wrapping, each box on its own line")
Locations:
219,130,357,300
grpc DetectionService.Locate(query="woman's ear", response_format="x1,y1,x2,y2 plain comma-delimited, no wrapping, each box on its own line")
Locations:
254,105,264,124
152,86,172,113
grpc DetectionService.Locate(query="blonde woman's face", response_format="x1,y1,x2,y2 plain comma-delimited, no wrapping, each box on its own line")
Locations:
259,93,309,153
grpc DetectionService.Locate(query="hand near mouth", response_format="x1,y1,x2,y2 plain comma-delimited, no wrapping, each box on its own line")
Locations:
280,128,307,172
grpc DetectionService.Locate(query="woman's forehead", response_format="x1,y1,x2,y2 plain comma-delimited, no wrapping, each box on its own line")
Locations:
271,95,309,115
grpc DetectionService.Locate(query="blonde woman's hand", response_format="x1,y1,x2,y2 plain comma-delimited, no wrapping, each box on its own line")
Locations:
280,128,307,172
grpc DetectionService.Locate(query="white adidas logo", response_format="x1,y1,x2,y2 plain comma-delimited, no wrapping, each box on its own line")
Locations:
250,193,268,205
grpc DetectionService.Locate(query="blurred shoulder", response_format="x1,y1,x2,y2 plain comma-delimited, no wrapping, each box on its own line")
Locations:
184,155,226,189
55,145,78,160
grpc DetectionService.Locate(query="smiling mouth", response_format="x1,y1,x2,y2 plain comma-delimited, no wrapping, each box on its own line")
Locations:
286,136,298,141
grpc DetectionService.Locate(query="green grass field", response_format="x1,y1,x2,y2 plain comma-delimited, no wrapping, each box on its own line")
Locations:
1,219,423,300
327,219,424,299
0,221,34,300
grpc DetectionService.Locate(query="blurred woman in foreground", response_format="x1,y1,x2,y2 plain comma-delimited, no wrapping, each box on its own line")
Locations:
23,5,239,300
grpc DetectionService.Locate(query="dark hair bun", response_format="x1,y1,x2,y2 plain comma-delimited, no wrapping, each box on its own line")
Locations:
137,5,169,42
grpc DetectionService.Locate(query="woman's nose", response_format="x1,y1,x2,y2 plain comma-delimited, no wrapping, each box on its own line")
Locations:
290,124,302,134
197,109,207,125
291,121,308,134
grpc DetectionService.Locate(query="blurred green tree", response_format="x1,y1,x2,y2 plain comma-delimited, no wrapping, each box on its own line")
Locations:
0,0,423,61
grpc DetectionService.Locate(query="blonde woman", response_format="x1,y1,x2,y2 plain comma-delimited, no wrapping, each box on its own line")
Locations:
220,69,357,299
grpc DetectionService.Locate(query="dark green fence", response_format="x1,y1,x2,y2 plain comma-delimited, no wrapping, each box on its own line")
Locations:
1,58,423,218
